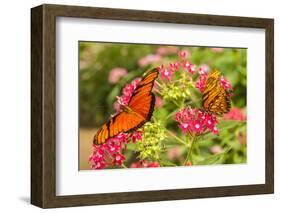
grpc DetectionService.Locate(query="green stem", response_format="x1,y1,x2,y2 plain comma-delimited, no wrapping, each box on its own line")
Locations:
184,136,197,165
165,109,178,120
165,129,186,146
154,80,163,88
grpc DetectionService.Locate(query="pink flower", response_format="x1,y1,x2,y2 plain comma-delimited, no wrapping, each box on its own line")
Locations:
169,62,180,71
199,64,209,73
130,162,142,168
113,78,141,112
224,108,246,121
175,108,219,135
178,50,189,59
106,141,121,154
138,54,162,67
220,76,232,90
183,61,196,74
178,122,190,133
157,65,174,80
195,69,208,93
89,148,104,162
148,162,160,167
108,67,128,84
113,153,126,166
128,130,143,143
89,133,129,169
130,160,160,168
89,128,145,169
211,126,219,135
92,161,106,169
192,120,203,133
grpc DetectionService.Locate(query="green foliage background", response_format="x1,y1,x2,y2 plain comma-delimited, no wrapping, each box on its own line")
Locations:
80,42,247,166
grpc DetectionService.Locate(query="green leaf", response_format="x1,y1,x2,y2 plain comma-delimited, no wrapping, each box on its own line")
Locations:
197,146,232,165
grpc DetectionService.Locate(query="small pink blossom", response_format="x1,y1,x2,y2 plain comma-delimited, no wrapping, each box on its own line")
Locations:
211,126,219,135
130,162,142,168
169,62,180,71
113,78,141,112
193,120,203,133
199,64,209,73
92,161,106,169
138,54,162,67
128,130,143,143
183,61,196,74
220,76,233,90
148,162,160,167
195,69,208,93
108,67,128,84
106,141,121,154
157,65,174,80
113,153,126,166
178,122,190,133
130,160,160,168
178,50,189,59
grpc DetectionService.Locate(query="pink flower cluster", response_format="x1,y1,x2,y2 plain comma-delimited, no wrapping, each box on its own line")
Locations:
114,78,141,112
157,64,174,80
175,108,219,135
89,131,143,169
224,107,246,121
195,66,233,94
219,76,232,90
183,61,196,74
157,50,196,81
130,160,160,168
195,65,209,92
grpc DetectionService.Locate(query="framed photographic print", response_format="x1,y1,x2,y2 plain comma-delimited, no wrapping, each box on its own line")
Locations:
31,4,274,208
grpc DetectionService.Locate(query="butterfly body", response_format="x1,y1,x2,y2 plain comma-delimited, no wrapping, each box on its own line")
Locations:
93,69,158,145
202,70,231,116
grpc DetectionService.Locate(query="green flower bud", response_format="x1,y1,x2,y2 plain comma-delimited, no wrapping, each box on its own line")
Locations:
136,120,167,161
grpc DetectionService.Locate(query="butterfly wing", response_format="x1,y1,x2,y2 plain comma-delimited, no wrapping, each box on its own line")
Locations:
93,111,144,145
206,88,231,115
202,70,231,116
128,68,158,120
93,69,158,145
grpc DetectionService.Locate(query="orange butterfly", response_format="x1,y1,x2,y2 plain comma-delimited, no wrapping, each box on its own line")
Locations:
93,68,159,145
202,70,231,116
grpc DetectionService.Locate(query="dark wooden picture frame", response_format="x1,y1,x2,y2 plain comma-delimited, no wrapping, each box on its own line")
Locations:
31,4,274,208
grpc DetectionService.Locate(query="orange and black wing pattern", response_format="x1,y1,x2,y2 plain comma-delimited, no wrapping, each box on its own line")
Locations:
202,70,231,116
93,69,159,145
